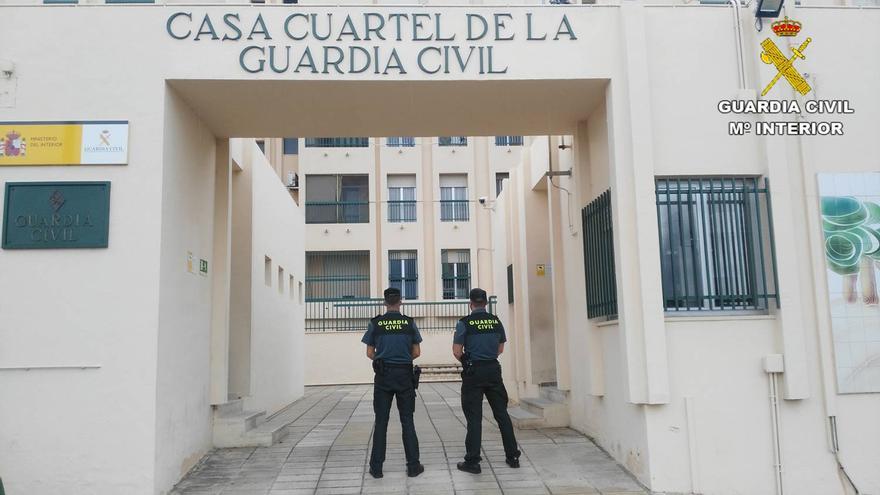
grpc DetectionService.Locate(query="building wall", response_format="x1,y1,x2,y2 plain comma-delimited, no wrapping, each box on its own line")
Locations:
247,141,306,415
154,87,218,493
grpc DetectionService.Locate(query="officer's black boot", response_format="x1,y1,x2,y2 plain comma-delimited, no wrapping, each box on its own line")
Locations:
407,463,425,477
369,466,383,479
457,461,481,474
505,457,520,468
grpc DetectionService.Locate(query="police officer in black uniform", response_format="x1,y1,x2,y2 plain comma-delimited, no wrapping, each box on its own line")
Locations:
362,287,425,479
453,288,521,474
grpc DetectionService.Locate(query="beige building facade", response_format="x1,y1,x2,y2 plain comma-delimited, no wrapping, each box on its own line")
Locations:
0,1,878,495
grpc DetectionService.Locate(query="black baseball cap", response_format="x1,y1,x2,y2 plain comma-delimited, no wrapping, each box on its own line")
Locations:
384,287,402,304
469,288,488,304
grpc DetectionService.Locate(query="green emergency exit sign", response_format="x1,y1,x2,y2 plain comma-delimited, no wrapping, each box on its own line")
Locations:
2,182,111,249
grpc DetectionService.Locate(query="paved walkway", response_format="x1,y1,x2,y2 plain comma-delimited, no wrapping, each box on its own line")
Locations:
173,384,648,495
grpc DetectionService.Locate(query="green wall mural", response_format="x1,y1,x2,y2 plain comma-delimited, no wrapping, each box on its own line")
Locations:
818,173,880,394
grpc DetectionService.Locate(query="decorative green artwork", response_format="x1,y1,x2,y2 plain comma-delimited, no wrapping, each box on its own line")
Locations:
818,173,880,394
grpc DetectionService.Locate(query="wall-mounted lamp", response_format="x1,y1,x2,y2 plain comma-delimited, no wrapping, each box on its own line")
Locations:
0,60,14,79
755,0,784,18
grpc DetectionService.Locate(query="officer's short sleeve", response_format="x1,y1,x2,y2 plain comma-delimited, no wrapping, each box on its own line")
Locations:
361,321,375,346
498,322,507,344
411,320,424,344
453,320,467,345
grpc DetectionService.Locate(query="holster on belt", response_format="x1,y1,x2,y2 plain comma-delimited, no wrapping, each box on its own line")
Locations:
412,365,422,389
372,358,385,375
461,352,475,376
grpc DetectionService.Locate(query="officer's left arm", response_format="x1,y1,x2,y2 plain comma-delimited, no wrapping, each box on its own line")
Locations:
452,320,466,361
362,321,377,360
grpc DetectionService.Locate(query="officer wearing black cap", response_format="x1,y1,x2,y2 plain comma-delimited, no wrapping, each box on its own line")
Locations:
453,288,521,474
361,287,425,479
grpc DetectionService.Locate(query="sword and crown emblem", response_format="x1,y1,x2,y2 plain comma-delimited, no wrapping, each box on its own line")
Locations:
760,16,812,97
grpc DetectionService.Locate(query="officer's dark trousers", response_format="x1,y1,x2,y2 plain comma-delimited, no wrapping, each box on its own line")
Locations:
461,361,520,464
370,366,420,470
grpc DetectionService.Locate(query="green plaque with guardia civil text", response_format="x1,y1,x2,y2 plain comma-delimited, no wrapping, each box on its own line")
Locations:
2,182,111,249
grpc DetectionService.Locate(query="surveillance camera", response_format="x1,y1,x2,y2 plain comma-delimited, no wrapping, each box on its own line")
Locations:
478,196,487,205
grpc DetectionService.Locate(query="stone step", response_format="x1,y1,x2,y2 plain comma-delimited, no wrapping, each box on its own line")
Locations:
539,385,569,403
213,398,244,417
508,406,545,429
519,397,570,428
421,373,461,382
213,407,269,448
240,419,290,447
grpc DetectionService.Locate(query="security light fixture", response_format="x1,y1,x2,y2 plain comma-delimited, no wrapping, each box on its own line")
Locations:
755,0,784,18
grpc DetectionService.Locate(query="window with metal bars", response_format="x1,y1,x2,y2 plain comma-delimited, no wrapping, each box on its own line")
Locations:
495,136,524,146
283,138,299,155
305,251,371,301
582,190,618,319
655,177,779,312
389,251,418,300
304,137,369,148
387,137,416,147
439,136,468,147
305,175,369,224
440,174,469,222
441,250,471,300
388,187,417,222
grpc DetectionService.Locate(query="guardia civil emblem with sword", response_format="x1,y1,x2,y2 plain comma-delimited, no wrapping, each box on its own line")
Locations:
760,16,812,96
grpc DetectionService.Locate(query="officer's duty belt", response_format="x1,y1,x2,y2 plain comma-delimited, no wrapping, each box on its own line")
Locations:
384,363,414,369
469,359,499,367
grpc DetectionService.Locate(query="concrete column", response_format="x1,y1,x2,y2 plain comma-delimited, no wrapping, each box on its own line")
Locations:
474,137,493,292
547,137,572,391
421,138,437,300
210,139,232,405
607,3,670,404
374,139,384,297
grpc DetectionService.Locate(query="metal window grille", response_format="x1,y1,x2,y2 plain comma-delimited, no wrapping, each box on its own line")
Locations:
304,137,369,148
581,190,618,319
440,187,469,222
496,173,510,197
507,264,514,304
389,250,418,300
305,251,371,301
439,136,468,147
305,175,370,224
441,250,471,300
283,138,299,155
305,296,497,333
388,187,417,222
655,177,779,312
387,137,416,147
495,136,524,146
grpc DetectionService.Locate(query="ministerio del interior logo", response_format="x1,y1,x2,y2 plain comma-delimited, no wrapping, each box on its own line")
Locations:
760,16,812,97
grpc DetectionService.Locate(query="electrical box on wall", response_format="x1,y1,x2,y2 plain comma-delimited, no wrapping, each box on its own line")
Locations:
763,354,785,374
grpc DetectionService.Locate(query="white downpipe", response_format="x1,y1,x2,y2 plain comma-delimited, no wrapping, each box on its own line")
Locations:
768,372,785,495
728,0,747,90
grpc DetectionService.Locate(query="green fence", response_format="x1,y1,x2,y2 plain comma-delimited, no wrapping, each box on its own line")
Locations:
305,297,497,333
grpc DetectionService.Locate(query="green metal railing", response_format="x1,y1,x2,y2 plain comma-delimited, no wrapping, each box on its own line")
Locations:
495,136,524,146
582,189,618,319
305,296,497,333
387,137,416,147
305,201,370,224
655,177,779,312
305,137,369,148
440,200,470,222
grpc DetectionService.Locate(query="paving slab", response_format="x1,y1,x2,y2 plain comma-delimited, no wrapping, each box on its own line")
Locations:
172,384,648,495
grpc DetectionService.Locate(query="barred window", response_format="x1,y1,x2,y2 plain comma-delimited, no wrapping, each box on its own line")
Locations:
496,172,510,197
387,137,416,147
305,251,371,301
389,251,418,300
495,136,524,146
582,190,618,319
282,138,299,155
442,250,471,300
305,175,369,224
655,177,779,312
439,136,468,147
440,174,469,222
388,175,417,223
304,137,369,148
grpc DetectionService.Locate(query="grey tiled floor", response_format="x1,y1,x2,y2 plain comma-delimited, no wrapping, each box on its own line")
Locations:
172,383,647,495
